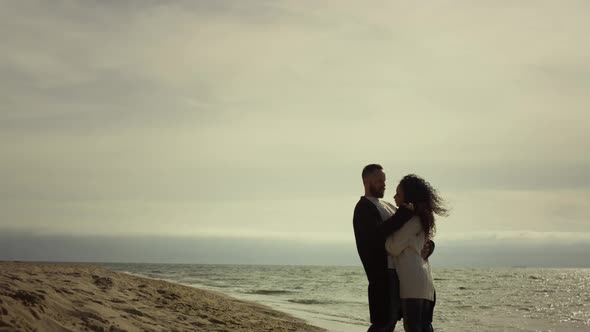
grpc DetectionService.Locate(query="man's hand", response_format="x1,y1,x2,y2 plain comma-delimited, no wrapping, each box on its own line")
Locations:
421,239,435,260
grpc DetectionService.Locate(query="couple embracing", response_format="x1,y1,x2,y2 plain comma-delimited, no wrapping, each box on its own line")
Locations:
353,164,448,332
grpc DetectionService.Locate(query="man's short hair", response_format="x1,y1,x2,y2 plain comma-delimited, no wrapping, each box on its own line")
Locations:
362,164,383,180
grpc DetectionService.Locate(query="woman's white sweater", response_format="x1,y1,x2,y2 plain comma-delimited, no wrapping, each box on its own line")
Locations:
385,216,435,301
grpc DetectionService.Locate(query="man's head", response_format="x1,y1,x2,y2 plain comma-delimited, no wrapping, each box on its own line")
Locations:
362,164,386,198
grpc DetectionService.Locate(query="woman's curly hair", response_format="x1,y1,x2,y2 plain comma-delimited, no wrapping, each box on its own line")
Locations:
398,174,449,238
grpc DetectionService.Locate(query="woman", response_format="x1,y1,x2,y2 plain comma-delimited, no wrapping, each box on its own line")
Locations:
385,174,448,332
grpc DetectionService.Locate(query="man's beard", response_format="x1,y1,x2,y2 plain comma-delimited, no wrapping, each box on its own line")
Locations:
370,185,385,198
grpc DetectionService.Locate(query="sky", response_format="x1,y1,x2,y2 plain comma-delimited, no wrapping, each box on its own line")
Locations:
1,1,589,267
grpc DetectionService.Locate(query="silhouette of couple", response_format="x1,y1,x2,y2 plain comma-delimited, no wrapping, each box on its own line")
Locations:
353,165,448,332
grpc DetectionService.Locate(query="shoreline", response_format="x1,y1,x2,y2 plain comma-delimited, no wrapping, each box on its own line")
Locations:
0,261,325,331
109,268,362,332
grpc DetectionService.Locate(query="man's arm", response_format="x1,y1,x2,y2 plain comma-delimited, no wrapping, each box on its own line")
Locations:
353,202,376,262
354,199,394,253
376,206,414,238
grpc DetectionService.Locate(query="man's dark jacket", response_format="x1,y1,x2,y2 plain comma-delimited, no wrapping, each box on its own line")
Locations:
353,196,413,325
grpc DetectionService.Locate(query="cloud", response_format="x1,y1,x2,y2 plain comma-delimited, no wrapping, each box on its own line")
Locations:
0,0,589,257
2,230,590,267
437,231,590,246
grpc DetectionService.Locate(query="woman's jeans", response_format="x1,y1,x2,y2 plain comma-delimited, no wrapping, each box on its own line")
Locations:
401,298,435,332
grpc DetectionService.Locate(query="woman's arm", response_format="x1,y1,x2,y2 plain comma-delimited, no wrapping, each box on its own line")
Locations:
385,217,421,256
376,206,414,238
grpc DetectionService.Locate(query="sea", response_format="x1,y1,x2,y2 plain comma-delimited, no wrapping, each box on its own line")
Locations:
99,263,590,332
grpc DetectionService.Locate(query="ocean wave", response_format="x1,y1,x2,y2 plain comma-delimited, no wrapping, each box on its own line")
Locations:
246,289,295,295
534,289,554,293
288,299,335,305
204,283,232,288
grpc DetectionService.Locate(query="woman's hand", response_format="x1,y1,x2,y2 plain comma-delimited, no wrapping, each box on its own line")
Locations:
421,239,435,260
401,202,414,211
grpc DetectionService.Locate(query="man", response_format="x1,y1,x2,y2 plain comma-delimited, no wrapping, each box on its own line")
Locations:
353,164,413,331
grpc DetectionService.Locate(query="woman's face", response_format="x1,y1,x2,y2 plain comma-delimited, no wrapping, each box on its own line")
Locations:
394,184,405,207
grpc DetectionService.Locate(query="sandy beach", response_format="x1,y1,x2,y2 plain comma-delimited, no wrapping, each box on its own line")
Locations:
0,261,325,332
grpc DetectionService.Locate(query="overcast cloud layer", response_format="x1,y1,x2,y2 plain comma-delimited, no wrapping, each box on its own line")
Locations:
1,1,589,266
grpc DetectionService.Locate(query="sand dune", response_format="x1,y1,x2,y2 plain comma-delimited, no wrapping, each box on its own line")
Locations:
0,262,325,331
